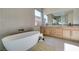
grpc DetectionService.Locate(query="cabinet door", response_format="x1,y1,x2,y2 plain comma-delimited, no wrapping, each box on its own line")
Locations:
71,30,79,41
40,27,44,33
44,27,51,36
51,28,63,38
63,29,71,40
55,28,63,38
51,28,56,36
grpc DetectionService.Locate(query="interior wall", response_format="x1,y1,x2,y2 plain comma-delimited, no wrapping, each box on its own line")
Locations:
64,9,79,25
66,9,79,24
73,9,79,24
47,14,54,25
66,10,73,24
0,8,35,50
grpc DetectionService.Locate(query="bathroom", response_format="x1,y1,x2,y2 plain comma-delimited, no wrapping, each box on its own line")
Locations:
1,8,79,51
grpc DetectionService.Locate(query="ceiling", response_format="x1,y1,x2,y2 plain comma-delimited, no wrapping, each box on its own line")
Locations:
43,8,74,16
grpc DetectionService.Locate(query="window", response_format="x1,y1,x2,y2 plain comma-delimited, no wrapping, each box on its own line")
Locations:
35,9,41,17
44,15,48,24
35,9,48,26
35,9,42,26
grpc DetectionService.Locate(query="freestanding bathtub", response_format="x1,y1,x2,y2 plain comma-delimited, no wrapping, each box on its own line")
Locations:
2,31,40,51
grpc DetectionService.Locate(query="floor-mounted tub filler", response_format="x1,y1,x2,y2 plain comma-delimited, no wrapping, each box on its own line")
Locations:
2,31,40,51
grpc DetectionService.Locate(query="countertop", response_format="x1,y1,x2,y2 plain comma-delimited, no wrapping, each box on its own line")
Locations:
41,25,79,30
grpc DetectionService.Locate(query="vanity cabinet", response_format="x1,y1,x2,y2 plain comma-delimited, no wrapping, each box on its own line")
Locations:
63,29,71,40
56,28,63,38
51,28,63,38
51,28,57,37
40,26,79,41
44,27,52,36
40,27,63,38
71,30,79,41
40,27,45,33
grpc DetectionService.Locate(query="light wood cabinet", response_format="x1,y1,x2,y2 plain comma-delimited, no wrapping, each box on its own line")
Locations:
44,27,51,36
51,28,63,38
56,28,63,38
40,27,45,33
40,27,63,38
40,26,79,41
51,28,56,36
71,30,79,41
63,29,71,40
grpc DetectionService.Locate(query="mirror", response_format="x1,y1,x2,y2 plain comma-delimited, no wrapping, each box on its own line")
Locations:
47,14,68,25
43,8,77,26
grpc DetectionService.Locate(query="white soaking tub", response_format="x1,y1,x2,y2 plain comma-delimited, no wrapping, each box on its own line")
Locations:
2,31,40,51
